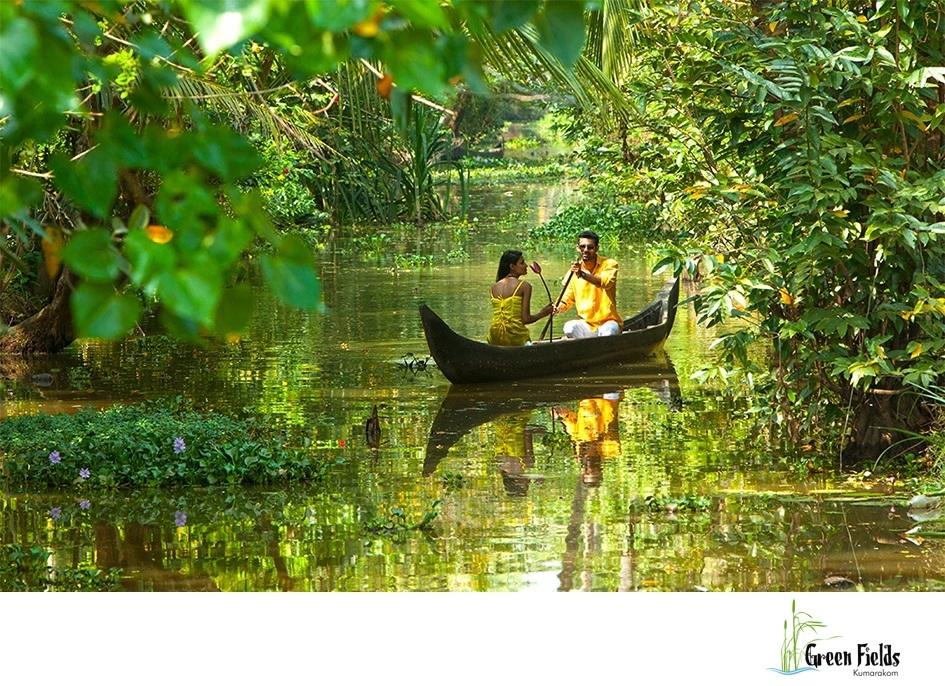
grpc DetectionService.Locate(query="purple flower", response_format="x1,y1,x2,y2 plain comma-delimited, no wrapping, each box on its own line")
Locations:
174,511,187,527
173,437,186,454
48,450,61,464
50,507,62,520
79,499,91,510
79,467,90,480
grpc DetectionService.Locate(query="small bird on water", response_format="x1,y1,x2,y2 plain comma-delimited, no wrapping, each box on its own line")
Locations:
365,405,381,448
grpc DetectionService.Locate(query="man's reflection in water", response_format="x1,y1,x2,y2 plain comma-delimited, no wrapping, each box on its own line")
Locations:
553,391,623,486
493,411,545,497
554,391,623,591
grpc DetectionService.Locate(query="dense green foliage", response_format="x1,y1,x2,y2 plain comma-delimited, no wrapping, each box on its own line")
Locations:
540,0,945,453
1,543,122,591
1,0,594,340
0,400,327,488
528,194,660,246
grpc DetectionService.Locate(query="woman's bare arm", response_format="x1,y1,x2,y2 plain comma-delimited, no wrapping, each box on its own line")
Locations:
520,282,552,324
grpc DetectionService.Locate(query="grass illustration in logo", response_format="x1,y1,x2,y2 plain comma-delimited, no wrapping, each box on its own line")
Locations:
770,599,836,675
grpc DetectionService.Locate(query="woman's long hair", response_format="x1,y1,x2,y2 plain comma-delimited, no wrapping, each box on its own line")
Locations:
496,250,523,281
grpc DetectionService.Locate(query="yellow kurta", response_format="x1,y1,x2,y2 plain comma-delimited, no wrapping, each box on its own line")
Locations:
557,256,623,330
487,281,530,346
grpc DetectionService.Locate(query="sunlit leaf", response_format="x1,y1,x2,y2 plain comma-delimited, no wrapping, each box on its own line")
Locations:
180,0,272,56
376,73,393,99
145,224,174,244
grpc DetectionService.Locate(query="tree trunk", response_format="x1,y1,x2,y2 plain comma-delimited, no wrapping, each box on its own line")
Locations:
0,267,75,355
844,389,934,464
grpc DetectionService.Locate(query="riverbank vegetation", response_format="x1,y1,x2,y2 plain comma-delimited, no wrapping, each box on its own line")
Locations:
1,1,943,479
0,400,328,488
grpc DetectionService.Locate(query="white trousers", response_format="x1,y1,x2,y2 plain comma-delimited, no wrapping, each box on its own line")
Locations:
562,320,620,338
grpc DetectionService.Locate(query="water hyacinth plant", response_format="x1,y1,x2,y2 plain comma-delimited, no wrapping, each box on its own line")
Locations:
0,400,329,489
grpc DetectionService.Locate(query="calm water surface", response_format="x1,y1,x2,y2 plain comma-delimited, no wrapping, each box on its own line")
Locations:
2,184,943,591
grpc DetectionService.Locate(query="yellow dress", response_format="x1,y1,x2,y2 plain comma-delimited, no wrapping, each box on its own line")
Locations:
487,281,530,346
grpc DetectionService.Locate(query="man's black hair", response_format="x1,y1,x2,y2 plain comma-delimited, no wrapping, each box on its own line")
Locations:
577,230,600,247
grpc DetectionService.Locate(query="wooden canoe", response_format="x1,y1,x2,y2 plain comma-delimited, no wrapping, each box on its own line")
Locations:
419,277,680,384
423,355,681,475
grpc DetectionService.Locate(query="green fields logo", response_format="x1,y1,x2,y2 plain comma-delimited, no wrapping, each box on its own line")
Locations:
769,600,837,675
768,601,901,677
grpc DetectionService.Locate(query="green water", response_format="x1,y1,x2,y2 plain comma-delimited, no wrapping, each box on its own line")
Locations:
2,184,942,591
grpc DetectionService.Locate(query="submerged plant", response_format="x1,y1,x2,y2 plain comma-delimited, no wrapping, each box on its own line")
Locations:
642,494,712,513
439,472,467,492
363,499,441,540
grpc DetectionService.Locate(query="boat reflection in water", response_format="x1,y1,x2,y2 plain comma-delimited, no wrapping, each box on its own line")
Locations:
423,353,682,479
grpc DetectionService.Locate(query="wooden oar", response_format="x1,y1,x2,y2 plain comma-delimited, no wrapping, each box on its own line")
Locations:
539,266,576,342
530,262,555,342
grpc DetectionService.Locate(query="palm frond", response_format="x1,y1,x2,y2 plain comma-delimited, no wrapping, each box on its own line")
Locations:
163,75,333,156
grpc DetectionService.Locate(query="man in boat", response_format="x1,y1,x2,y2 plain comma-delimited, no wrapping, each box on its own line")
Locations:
553,230,623,338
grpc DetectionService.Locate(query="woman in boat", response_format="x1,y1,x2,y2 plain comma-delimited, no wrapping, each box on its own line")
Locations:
487,250,553,346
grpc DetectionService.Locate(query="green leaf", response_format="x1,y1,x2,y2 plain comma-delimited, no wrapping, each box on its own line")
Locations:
128,205,150,232
535,0,586,69
49,150,118,219
305,0,372,30
214,284,254,334
125,228,176,292
157,268,223,326
180,0,272,56
99,112,147,168
61,230,119,283
159,308,203,342
490,0,540,32
382,32,446,98
261,253,321,310
154,170,219,250
71,284,141,339
0,174,42,217
192,125,261,181
206,218,252,264
0,17,37,93
389,86,412,136
395,0,449,28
